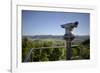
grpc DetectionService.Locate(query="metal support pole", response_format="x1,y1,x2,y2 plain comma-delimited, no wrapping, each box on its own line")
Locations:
66,41,72,60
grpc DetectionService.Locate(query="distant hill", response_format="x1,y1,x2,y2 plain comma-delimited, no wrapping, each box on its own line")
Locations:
22,35,89,42
23,35,63,40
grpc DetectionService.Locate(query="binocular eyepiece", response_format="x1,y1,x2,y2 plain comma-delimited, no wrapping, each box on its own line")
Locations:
74,21,78,27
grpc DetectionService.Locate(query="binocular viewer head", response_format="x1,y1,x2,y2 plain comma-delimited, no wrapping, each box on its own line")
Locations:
61,21,78,29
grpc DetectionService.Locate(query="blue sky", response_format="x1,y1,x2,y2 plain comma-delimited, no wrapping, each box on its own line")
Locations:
22,10,90,36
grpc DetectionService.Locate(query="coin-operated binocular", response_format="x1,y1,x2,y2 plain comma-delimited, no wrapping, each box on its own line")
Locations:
61,21,78,60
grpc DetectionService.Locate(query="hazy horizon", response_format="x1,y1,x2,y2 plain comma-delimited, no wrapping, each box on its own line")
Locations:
22,34,90,36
